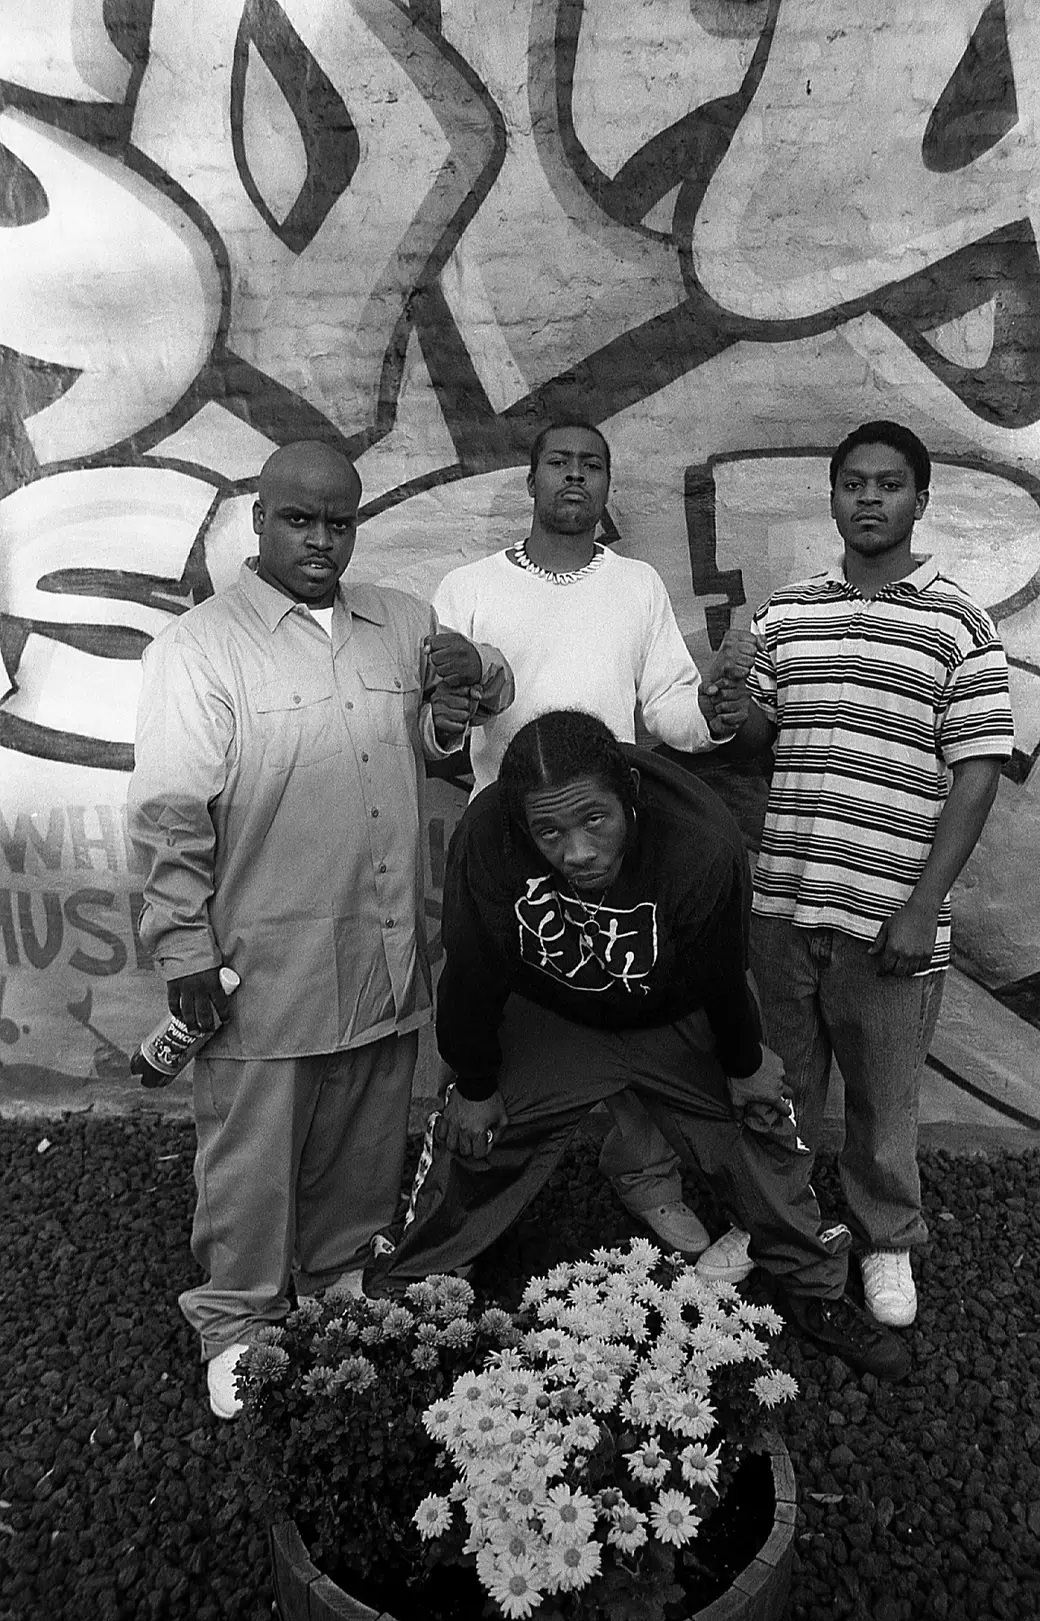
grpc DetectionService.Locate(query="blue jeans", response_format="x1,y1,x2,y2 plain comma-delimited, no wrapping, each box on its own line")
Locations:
749,915,945,1254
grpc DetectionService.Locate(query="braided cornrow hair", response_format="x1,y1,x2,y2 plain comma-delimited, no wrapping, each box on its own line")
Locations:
499,710,639,860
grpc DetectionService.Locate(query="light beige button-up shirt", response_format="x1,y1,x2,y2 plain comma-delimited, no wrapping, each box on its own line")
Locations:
128,561,510,1059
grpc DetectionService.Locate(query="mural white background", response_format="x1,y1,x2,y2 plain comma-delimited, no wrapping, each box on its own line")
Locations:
2,0,1039,1100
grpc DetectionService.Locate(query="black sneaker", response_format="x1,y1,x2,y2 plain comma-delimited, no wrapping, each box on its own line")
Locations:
784,1293,911,1382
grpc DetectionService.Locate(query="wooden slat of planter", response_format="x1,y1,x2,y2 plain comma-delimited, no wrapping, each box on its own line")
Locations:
694,1439,796,1621
270,1523,314,1621
310,1572,389,1620
270,1523,394,1621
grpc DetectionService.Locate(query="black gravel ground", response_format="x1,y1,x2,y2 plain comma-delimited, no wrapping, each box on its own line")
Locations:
2,1116,1039,1621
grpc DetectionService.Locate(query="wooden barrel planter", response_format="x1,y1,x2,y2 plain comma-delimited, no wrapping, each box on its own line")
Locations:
270,1435,795,1621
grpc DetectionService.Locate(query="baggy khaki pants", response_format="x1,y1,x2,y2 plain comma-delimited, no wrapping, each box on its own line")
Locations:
368,998,847,1301
180,1032,418,1360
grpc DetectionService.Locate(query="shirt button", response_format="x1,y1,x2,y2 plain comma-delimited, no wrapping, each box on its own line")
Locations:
394,678,401,689
371,808,379,818
361,752,369,763
292,694,301,705
346,701,354,710
385,918,394,928
378,863,387,874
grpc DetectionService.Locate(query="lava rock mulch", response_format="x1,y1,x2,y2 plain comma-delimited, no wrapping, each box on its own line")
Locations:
1,1117,1038,1621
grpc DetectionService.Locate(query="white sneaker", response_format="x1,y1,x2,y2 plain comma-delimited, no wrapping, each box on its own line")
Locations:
206,1342,249,1420
631,1201,710,1256
695,1227,754,1284
860,1251,917,1327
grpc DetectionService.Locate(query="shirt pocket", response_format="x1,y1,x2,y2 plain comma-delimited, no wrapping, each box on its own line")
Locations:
358,664,421,747
254,678,341,771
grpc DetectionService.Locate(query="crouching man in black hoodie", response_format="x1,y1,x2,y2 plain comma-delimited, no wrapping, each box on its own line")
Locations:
366,709,910,1381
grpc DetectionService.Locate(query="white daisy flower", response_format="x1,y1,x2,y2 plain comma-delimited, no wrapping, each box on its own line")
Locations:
503,1413,537,1447
665,1391,716,1439
584,1373,622,1413
541,1483,597,1543
485,1520,536,1561
546,1536,601,1591
679,1441,723,1490
478,1550,545,1619
752,1370,799,1408
523,1327,570,1360
523,1440,566,1479
453,1371,488,1405
519,1277,549,1309
650,1489,702,1547
507,1476,549,1516
413,1495,453,1538
464,1409,513,1450
563,1413,600,1451
608,1506,648,1553
625,1441,670,1486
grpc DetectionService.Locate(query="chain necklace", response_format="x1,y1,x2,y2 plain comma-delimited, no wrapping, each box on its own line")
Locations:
510,538,605,586
560,881,615,932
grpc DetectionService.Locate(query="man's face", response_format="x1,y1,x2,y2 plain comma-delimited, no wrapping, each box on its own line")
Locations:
524,774,628,895
253,447,361,607
830,442,928,559
527,427,610,537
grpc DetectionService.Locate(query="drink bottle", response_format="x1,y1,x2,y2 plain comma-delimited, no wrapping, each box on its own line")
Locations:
130,968,241,1087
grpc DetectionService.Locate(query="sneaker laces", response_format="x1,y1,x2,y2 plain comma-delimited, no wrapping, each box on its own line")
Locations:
863,1252,912,1288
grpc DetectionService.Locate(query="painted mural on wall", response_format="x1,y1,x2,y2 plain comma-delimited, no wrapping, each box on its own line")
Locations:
2,0,1040,1098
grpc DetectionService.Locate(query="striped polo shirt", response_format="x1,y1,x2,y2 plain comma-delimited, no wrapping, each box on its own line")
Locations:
747,557,1014,969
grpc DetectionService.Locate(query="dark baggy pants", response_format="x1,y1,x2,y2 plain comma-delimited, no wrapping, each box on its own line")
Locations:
366,997,849,1300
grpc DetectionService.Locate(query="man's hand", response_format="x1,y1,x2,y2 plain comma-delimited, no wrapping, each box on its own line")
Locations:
712,628,757,686
431,682,478,745
167,967,230,1032
434,1086,509,1159
702,680,750,737
869,900,939,977
701,629,757,738
727,1047,787,1112
425,631,483,687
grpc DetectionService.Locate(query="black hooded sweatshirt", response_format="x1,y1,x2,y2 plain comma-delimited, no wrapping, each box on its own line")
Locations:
436,745,764,1099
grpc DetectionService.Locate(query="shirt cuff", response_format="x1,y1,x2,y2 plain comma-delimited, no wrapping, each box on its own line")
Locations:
451,1071,500,1101
474,643,515,717
155,942,223,981
420,703,464,759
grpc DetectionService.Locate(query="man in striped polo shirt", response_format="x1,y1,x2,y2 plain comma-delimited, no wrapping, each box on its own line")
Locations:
725,421,1014,1329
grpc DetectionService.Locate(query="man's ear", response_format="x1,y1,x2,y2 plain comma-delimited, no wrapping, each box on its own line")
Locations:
526,468,535,497
252,500,263,537
915,488,929,521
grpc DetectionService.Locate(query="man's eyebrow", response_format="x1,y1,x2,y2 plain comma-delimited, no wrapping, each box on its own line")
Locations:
273,501,356,516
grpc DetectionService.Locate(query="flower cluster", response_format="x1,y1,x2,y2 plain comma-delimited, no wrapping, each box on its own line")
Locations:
237,1274,522,1608
414,1240,797,1620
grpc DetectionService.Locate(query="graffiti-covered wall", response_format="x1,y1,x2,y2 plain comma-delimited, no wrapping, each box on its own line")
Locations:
2,0,1039,1094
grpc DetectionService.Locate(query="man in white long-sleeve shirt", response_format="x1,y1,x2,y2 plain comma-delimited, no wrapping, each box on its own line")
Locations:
432,420,753,1266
